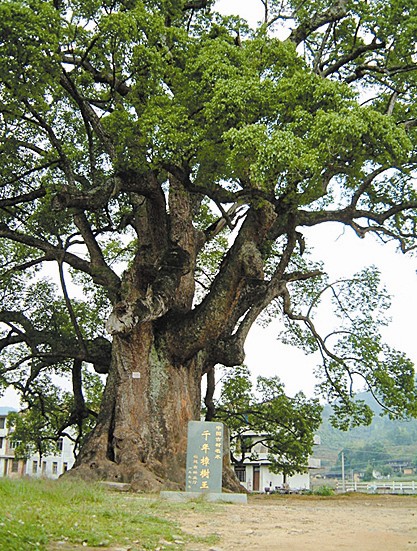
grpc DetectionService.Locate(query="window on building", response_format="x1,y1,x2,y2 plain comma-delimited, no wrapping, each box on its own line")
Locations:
0,417,5,429
11,460,19,473
52,462,58,475
32,461,38,474
9,440,21,449
0,437,3,449
234,465,246,482
56,438,63,452
42,461,47,474
62,462,68,473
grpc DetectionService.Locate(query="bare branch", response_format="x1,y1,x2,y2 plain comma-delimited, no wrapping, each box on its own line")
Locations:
312,23,333,74
386,90,399,116
61,51,131,97
345,62,417,84
321,38,386,78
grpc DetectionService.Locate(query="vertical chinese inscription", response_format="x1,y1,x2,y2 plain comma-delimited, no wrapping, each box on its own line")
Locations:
185,421,223,493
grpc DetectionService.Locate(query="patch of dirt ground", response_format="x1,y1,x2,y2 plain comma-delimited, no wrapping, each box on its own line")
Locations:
177,494,417,551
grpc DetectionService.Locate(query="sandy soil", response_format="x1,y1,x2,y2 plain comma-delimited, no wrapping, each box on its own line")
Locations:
177,494,417,551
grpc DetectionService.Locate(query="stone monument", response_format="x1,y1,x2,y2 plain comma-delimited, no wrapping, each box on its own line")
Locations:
160,420,247,503
185,420,223,493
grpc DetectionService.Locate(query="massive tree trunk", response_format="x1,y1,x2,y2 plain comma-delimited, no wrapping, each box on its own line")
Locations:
74,323,203,490
70,175,260,492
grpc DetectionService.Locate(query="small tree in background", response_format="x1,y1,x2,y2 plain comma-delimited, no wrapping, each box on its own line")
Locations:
7,369,104,461
216,365,322,479
362,464,375,482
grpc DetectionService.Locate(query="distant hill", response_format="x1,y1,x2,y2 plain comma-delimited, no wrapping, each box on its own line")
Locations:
315,392,417,472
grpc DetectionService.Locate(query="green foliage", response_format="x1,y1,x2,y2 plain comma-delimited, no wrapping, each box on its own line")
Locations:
217,366,252,429
82,368,105,414
0,0,61,103
216,365,322,477
380,464,393,477
7,408,58,461
313,485,335,496
362,464,375,482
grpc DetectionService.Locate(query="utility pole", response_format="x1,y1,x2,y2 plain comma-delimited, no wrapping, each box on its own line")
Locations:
341,450,346,493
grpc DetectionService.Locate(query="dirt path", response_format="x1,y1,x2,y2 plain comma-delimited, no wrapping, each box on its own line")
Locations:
177,494,417,551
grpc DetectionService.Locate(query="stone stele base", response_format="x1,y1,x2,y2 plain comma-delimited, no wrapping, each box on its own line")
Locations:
160,491,247,504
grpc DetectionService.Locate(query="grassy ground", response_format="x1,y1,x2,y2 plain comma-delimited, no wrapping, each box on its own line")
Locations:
0,478,218,551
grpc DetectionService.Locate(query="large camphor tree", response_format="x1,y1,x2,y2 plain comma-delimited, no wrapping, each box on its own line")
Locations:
1,0,417,490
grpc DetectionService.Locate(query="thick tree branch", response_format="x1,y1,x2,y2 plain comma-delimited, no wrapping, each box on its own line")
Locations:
0,310,111,375
204,368,216,421
166,204,276,360
69,359,88,426
51,181,116,211
350,167,389,209
345,62,417,84
298,200,417,238
59,70,116,160
401,119,417,131
0,187,47,208
10,139,50,157
170,213,321,366
61,55,131,97
203,202,246,243
289,0,348,45
2,255,51,275
72,211,110,270
217,231,302,357
0,224,121,298
164,163,240,204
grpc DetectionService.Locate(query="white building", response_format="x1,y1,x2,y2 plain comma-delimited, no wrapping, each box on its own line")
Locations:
233,432,321,493
0,406,75,479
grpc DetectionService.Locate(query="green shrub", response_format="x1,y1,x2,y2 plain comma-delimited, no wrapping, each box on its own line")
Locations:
313,485,335,496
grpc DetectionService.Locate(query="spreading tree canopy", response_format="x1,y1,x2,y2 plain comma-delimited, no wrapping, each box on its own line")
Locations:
1,0,417,489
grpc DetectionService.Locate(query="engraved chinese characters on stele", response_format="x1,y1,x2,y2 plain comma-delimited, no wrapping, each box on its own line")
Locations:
185,421,223,493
